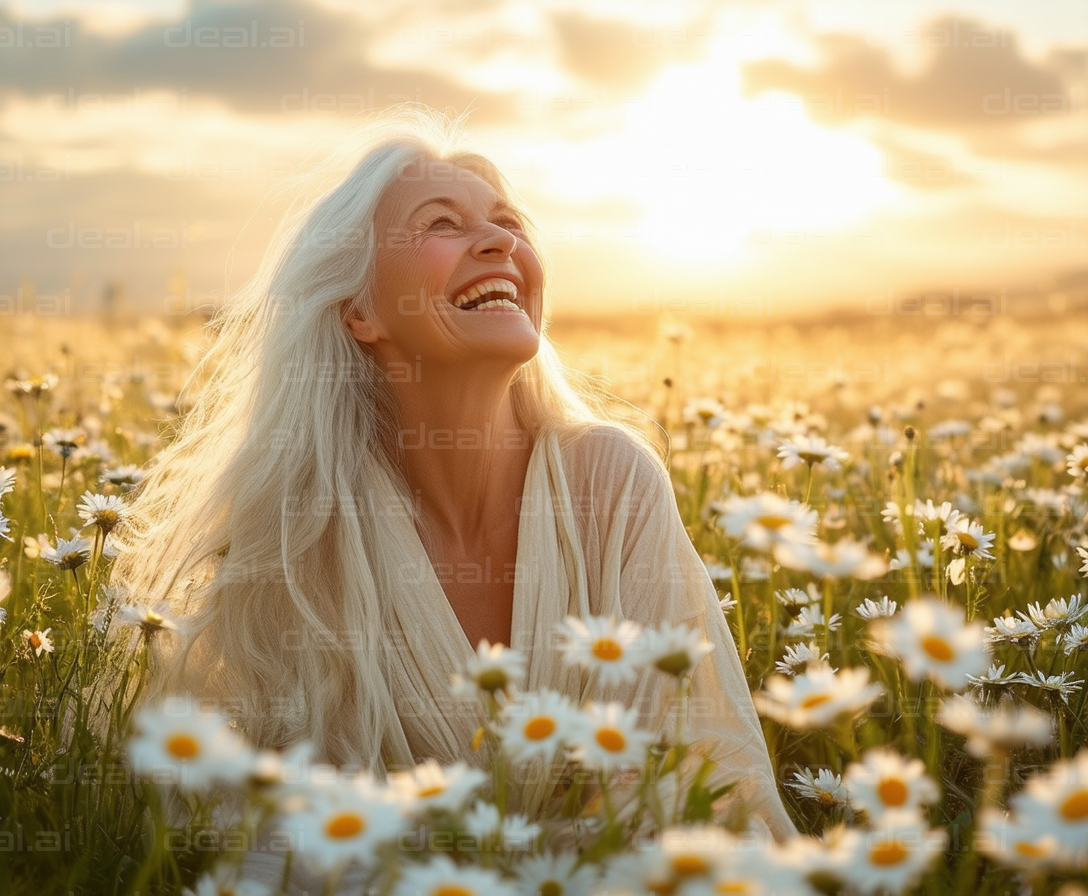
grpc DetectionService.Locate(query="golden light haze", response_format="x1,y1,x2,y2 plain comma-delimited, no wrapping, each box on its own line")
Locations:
1,0,1085,317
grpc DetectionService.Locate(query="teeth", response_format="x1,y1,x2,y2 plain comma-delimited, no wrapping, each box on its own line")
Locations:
472,298,522,312
452,278,519,308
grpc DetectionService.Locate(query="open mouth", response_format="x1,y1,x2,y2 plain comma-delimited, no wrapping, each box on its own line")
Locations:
451,277,523,312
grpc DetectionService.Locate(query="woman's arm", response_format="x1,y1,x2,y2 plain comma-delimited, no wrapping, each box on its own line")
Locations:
562,426,797,840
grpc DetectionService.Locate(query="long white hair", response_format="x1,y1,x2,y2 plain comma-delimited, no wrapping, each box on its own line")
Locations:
113,106,626,769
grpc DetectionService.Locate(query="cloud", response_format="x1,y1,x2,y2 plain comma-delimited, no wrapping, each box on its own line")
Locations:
549,10,713,92
0,0,517,121
741,17,1080,130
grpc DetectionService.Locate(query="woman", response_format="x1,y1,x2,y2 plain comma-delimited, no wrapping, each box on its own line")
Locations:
115,107,795,845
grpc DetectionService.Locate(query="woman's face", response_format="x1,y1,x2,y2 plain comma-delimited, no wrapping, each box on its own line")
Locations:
348,159,544,370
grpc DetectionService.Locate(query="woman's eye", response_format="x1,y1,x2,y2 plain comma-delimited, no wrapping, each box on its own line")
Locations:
494,218,525,233
427,216,460,231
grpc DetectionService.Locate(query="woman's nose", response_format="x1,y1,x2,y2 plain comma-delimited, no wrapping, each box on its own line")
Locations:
471,223,518,259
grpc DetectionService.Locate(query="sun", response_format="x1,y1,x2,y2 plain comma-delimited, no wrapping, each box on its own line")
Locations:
510,31,894,266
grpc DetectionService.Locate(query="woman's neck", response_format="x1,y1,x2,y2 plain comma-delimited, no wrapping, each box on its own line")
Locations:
386,365,533,549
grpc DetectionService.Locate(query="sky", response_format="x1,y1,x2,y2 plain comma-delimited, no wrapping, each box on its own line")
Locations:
0,0,1086,319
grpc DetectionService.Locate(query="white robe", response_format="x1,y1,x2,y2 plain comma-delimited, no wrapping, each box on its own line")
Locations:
245,424,795,890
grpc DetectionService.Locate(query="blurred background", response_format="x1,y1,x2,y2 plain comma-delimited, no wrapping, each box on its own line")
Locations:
1,0,1085,324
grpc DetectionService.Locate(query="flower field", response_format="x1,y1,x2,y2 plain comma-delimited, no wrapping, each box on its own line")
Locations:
1,301,1087,895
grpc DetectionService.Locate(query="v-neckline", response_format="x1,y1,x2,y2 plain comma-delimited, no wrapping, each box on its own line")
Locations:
412,436,543,652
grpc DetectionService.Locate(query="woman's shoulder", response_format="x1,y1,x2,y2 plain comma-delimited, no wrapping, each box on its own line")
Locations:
551,421,671,493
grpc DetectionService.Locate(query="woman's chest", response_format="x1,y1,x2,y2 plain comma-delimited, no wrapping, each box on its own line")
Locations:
430,536,519,648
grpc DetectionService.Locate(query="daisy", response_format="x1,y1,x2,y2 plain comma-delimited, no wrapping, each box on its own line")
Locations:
389,760,487,814
0,466,14,497
844,749,940,820
777,434,849,471
965,663,1020,689
784,606,843,640
870,597,990,690
0,515,10,543
714,493,817,552
569,701,655,772
781,825,858,883
554,616,645,686
940,518,996,560
42,427,85,459
753,666,884,730
1066,445,1088,479
39,534,93,571
975,808,1063,872
1015,670,1084,704
881,500,910,534
99,464,146,488
776,586,819,614
1007,529,1039,552
497,689,578,764
839,812,946,895
127,697,254,790
682,398,725,428
451,639,526,697
460,801,540,851
888,544,935,571
717,592,737,613
393,854,516,896
23,628,53,657
1023,594,1088,630
1010,749,1088,857
514,852,597,896
787,768,847,807
855,596,899,620
936,695,1053,757
774,538,888,581
1062,623,1088,655
641,621,713,678
183,867,270,896
76,491,128,535
1077,546,1088,575
984,614,1040,648
913,499,961,537
117,602,179,636
774,642,832,676
278,774,405,875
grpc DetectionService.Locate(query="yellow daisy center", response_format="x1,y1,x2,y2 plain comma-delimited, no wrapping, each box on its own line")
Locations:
1015,841,1049,858
922,636,955,662
29,633,42,650
596,727,626,753
817,790,837,806
539,882,563,896
718,883,752,895
1060,789,1088,821
524,717,556,741
592,638,623,661
166,734,200,759
870,840,909,866
800,693,833,709
1078,457,1088,471
671,855,709,876
418,785,446,798
756,514,790,530
435,888,474,896
146,610,164,626
325,812,365,839
99,510,119,525
877,777,909,807
957,531,979,551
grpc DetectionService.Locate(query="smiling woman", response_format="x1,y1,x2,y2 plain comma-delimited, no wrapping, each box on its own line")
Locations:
109,107,796,876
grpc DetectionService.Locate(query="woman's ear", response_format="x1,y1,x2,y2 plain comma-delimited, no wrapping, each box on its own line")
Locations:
345,313,382,344
343,298,384,344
